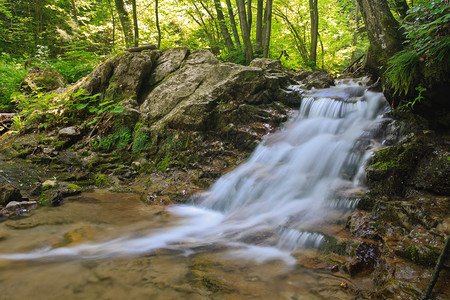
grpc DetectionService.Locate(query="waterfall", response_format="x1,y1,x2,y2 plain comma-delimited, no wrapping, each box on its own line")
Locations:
0,79,389,263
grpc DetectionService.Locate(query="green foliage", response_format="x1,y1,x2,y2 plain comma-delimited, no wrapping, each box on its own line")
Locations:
52,50,100,83
90,127,132,152
155,130,185,171
397,85,427,111
0,54,27,108
385,1,450,95
402,2,450,65
385,49,419,95
132,124,154,153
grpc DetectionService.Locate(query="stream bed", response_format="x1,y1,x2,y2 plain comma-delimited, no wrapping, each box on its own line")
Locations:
0,190,375,300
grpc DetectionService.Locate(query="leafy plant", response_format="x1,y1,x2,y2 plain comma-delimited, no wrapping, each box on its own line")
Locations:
0,54,27,107
385,49,419,95
90,127,132,152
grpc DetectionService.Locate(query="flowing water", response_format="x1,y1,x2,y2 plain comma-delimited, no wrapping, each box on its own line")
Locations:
0,79,389,299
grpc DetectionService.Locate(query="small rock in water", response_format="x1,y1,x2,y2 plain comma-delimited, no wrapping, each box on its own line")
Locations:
51,191,64,207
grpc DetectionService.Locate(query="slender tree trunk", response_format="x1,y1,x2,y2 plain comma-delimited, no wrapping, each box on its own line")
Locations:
262,0,273,58
114,0,133,47
255,0,264,54
107,0,116,48
131,0,139,47
247,0,252,35
356,0,403,76
236,0,253,62
225,0,242,50
351,1,359,61
213,0,235,51
155,0,161,48
309,0,319,68
71,0,79,27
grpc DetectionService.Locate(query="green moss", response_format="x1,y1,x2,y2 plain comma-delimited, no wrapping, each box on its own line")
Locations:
66,184,82,193
405,245,418,262
94,174,109,187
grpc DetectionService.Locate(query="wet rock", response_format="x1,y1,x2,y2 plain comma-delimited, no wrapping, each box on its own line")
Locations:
5,200,38,213
20,66,66,94
0,184,23,206
51,190,64,206
347,242,381,277
294,70,335,89
412,149,450,195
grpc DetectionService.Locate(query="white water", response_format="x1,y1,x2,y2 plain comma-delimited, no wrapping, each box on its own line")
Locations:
0,79,388,263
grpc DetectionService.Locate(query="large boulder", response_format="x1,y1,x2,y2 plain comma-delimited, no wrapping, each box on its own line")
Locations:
140,49,278,133
20,66,66,94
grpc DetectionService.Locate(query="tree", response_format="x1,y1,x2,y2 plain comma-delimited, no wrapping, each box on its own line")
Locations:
131,0,139,47
356,0,403,76
155,0,161,48
114,0,133,47
213,0,235,51
236,0,253,62
262,0,273,58
309,0,319,67
255,0,264,54
225,0,242,50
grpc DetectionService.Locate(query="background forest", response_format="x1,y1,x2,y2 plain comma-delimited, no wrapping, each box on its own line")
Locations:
0,0,445,110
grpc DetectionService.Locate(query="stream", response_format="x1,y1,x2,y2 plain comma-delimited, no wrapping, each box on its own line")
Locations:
0,79,389,299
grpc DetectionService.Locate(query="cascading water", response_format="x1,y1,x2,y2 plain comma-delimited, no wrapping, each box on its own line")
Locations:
0,79,389,263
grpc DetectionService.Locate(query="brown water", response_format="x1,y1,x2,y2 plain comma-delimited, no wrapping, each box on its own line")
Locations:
0,190,373,300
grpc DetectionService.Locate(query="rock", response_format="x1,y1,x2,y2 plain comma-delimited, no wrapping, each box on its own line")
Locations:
141,50,275,132
249,58,284,72
29,182,43,196
0,184,23,206
58,126,79,137
5,201,38,213
146,47,190,86
412,149,450,195
77,50,160,101
51,190,64,207
20,66,66,94
294,70,335,89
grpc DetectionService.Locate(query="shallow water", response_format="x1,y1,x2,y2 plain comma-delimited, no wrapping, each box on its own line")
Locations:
0,190,373,299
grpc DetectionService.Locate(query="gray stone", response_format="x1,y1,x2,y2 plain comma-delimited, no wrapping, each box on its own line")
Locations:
58,126,78,137
146,47,190,86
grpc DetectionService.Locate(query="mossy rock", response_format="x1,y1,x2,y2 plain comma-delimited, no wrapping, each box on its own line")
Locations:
20,66,66,94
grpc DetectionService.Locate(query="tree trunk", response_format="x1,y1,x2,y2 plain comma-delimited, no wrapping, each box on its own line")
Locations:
225,0,242,50
247,0,252,35
213,0,235,51
262,0,273,58
255,0,264,54
155,0,161,48
131,0,139,47
71,0,79,27
107,0,116,47
236,0,253,62
356,0,403,76
351,1,359,61
114,0,133,47
309,0,319,68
